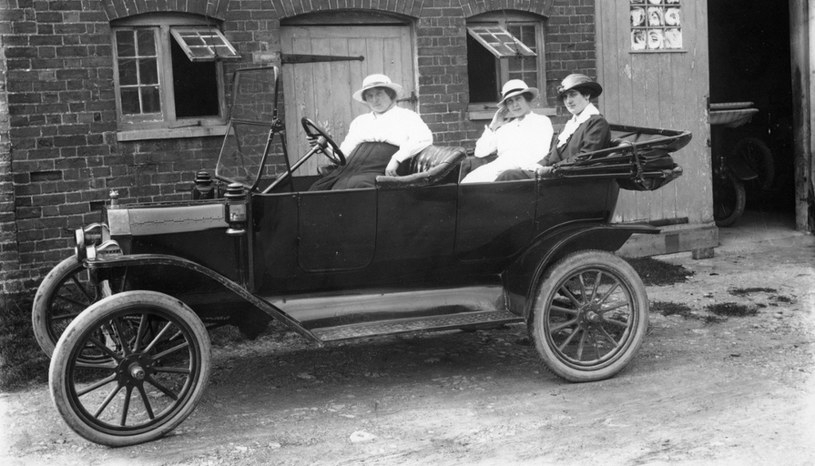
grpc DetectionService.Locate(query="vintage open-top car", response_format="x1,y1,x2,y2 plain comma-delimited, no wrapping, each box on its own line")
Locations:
32,67,690,446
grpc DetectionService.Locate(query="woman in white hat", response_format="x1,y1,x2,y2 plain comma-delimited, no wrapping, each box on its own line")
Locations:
309,73,432,190
460,79,553,183
496,73,610,180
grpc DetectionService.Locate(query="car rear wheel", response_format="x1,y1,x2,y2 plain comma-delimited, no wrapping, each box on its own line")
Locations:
49,290,211,447
32,256,126,362
529,250,648,382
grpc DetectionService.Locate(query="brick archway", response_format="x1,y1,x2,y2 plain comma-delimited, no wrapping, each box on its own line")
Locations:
270,0,422,19
102,0,230,21
460,0,555,18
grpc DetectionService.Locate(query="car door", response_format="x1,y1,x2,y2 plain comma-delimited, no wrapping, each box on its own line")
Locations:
297,189,377,272
455,180,537,263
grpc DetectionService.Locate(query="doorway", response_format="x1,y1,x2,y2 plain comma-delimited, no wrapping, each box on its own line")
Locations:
280,23,416,177
707,0,796,228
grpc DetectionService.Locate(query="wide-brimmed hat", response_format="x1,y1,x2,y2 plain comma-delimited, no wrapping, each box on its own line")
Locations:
498,79,539,105
352,74,403,103
557,73,603,99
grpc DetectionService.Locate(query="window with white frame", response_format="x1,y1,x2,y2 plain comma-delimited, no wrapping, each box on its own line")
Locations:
112,14,240,139
466,12,549,119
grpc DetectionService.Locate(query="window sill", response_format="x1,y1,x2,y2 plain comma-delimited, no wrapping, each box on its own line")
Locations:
467,106,557,121
116,125,229,142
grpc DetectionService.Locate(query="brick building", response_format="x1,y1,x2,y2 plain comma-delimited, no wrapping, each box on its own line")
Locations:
7,0,814,309
1,0,604,302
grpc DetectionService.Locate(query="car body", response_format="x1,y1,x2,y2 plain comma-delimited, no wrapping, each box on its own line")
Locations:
34,66,691,447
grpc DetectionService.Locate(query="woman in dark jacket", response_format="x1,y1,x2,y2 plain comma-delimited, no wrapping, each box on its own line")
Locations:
497,74,610,180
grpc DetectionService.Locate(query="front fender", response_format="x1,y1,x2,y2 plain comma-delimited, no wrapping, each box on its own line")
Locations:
503,223,659,319
85,254,321,344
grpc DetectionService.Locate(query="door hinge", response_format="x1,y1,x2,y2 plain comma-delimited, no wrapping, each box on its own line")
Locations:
281,53,364,64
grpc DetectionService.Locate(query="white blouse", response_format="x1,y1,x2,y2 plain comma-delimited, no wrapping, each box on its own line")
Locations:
462,112,554,183
340,105,433,163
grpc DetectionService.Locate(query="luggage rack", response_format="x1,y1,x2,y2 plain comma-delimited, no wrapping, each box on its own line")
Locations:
551,124,691,191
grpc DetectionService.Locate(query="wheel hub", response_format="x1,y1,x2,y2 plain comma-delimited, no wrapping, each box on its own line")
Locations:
578,302,603,327
118,353,151,384
129,363,145,381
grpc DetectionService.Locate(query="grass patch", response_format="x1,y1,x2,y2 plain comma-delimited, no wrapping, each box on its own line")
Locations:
627,257,694,286
705,302,759,317
729,287,777,297
0,294,50,391
651,300,694,318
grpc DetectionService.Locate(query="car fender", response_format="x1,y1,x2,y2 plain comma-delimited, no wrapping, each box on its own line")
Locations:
85,253,321,344
503,222,659,319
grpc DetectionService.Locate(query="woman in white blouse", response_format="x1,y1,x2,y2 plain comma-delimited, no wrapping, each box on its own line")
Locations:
460,79,554,184
309,74,432,190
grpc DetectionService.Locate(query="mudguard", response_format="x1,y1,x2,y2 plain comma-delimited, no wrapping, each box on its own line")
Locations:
503,222,659,318
84,253,321,344
725,157,759,181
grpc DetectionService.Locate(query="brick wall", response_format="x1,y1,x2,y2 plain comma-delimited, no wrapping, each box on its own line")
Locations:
1,0,16,302
0,0,597,298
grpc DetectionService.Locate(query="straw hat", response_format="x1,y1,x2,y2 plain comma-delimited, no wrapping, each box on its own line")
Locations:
557,73,603,99
352,74,403,103
498,79,539,105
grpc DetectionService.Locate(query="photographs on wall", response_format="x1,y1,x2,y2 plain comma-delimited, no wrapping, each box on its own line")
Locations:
630,0,682,51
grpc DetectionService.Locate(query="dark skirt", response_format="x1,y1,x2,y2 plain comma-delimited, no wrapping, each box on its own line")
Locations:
309,142,399,191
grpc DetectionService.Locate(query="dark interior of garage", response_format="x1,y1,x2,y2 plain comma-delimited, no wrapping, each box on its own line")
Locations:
707,0,795,223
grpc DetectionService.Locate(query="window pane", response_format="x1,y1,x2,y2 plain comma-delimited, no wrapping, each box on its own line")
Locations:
141,86,161,113
467,26,535,58
137,29,156,56
116,30,135,57
171,38,219,117
120,88,140,114
507,24,538,89
118,58,137,85
171,27,240,62
139,59,158,85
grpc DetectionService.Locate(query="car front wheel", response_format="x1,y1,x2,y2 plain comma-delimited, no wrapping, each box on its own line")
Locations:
529,250,649,382
49,290,211,447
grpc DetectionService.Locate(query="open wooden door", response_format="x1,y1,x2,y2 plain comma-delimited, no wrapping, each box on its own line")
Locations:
281,25,416,176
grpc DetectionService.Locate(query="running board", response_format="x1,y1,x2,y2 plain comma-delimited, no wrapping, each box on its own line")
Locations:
310,309,523,342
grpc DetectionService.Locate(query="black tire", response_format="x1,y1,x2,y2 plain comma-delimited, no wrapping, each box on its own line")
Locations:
32,256,125,360
713,171,746,227
529,250,649,382
49,291,211,447
733,137,774,190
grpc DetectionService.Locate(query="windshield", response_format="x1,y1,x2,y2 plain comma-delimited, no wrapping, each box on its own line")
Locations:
215,66,280,190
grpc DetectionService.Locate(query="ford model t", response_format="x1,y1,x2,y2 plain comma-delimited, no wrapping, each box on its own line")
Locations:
31,67,690,446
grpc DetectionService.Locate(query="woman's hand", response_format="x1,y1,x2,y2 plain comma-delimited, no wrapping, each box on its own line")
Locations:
535,166,555,177
489,106,510,131
385,158,400,177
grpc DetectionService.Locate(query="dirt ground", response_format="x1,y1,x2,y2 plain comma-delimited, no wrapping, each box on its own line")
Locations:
2,225,814,465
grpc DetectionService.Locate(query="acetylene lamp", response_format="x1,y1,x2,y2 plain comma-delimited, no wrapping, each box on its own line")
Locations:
193,170,215,199
224,182,247,236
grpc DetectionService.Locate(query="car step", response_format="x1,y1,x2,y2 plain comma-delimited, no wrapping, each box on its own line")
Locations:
310,309,523,342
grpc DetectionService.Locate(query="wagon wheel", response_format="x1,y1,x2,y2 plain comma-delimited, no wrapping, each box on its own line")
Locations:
732,137,775,191
713,171,746,227
32,256,129,362
301,118,346,166
529,250,649,382
49,291,211,447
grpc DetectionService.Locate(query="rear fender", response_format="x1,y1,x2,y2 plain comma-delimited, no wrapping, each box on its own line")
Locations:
86,253,321,344
725,157,759,181
504,223,659,319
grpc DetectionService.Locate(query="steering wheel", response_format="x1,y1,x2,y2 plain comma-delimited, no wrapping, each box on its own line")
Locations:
301,118,346,166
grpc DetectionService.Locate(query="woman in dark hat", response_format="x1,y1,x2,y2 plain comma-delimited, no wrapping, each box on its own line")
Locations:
309,73,432,190
497,73,611,180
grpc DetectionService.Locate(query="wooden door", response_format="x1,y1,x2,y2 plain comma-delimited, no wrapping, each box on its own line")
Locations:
281,25,415,176
595,1,712,226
